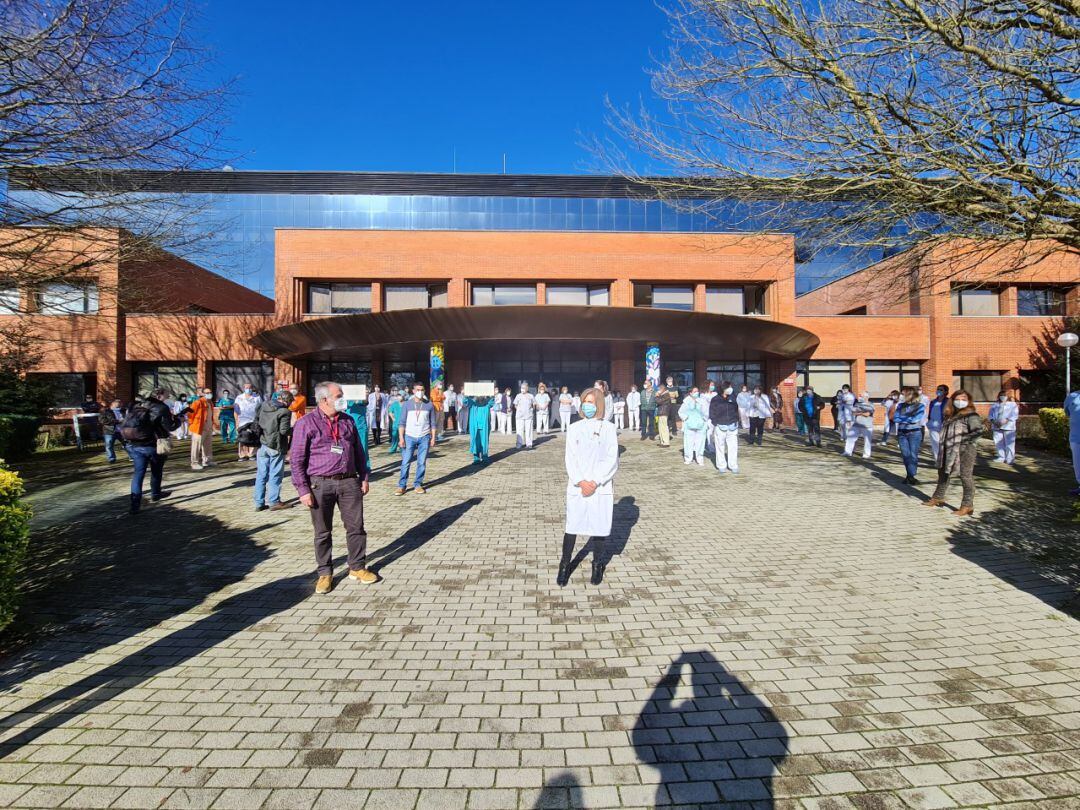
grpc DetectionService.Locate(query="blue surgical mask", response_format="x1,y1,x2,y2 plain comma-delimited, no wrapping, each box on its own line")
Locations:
582,403,597,418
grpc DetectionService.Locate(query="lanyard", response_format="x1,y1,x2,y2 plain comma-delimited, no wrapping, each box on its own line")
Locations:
327,413,340,444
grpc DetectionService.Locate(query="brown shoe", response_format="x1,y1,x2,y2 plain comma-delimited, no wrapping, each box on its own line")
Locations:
394,487,406,496
268,501,291,511
315,575,333,594
349,568,378,584
924,498,946,507
414,486,426,494
955,505,974,517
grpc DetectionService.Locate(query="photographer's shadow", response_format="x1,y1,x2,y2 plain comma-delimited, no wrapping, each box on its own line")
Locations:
631,650,789,807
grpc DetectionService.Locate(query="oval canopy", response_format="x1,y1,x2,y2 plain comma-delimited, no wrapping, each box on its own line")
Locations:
249,305,819,361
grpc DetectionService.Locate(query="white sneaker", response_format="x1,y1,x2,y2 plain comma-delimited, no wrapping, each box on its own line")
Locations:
697,458,705,466
684,458,691,464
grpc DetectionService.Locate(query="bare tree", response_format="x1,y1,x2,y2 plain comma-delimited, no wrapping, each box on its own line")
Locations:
607,0,1080,298
0,0,233,331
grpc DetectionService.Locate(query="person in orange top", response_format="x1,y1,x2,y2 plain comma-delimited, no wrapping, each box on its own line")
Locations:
288,383,307,425
188,387,215,470
430,382,445,438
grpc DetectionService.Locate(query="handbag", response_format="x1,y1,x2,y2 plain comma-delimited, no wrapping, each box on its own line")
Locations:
156,436,172,456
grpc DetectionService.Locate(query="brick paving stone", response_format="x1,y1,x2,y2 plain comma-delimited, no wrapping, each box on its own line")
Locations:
1,434,1079,808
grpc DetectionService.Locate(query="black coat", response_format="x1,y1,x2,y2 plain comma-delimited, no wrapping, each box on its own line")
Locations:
709,395,739,426
797,394,825,421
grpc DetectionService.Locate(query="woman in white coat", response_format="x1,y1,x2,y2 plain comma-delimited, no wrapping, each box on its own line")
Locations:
677,385,709,465
989,389,1019,464
558,387,619,587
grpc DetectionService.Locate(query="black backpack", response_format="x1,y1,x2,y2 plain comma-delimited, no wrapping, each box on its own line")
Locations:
120,403,156,442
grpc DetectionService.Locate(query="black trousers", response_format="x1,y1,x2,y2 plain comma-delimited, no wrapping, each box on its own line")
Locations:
749,417,766,444
804,415,821,443
640,409,656,438
309,476,367,575
371,411,382,444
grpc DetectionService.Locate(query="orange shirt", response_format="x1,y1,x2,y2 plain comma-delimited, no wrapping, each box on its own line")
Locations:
289,394,307,418
188,396,211,434
431,387,444,412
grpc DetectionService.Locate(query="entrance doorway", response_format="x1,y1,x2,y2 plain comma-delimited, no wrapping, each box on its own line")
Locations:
471,342,609,395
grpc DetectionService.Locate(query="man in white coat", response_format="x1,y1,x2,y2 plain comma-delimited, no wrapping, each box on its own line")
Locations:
625,385,641,432
514,383,535,449
558,387,619,587
842,392,875,459
989,390,1019,464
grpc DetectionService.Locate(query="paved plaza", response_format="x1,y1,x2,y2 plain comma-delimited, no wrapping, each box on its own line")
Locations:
1,428,1079,809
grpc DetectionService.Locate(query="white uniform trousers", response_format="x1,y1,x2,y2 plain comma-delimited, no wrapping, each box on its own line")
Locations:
559,409,572,432
615,412,625,430
517,414,534,447
993,430,1016,463
714,427,739,473
843,424,873,459
928,428,942,459
496,411,510,434
628,408,639,431
536,410,550,434
683,427,706,463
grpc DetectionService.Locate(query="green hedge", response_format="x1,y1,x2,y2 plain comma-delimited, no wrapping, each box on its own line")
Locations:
0,414,43,460
1038,408,1069,455
0,463,31,632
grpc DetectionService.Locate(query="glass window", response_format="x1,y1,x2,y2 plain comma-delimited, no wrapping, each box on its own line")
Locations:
133,363,197,399
795,361,852,393
384,284,448,311
1017,287,1066,316
213,362,274,399
308,361,372,397
953,371,1003,402
0,287,18,313
634,284,693,310
471,284,536,306
36,282,98,314
865,361,921,398
744,285,767,315
26,373,90,408
951,287,1000,316
706,362,763,388
546,284,610,306
705,287,743,315
307,283,371,314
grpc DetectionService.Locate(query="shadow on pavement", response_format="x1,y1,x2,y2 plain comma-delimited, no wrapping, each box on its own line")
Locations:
368,498,482,573
565,495,640,583
631,650,789,807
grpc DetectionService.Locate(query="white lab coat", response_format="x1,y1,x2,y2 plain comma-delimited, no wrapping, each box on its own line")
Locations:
989,399,1019,463
564,417,619,537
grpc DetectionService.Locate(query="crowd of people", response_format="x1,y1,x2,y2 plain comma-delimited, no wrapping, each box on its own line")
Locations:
81,371,1080,591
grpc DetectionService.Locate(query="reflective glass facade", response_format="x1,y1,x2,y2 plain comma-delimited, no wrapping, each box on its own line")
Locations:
8,188,891,299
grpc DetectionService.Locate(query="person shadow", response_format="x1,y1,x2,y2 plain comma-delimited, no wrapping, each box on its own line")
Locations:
367,497,482,574
564,496,639,584
632,650,789,807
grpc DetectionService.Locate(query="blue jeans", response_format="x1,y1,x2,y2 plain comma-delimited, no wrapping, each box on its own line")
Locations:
129,444,165,497
898,429,923,478
398,434,430,488
220,419,236,443
103,430,123,462
254,445,285,506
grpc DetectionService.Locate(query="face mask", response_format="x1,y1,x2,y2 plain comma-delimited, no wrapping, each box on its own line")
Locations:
954,399,969,409
333,397,348,413
724,387,733,396
204,393,212,400
414,391,424,399
690,392,699,398
243,389,252,396
998,395,1007,402
581,403,597,418
806,390,813,396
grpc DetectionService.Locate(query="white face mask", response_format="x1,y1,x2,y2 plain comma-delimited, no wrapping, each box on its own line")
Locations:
954,399,969,409
333,397,348,412
724,387,734,396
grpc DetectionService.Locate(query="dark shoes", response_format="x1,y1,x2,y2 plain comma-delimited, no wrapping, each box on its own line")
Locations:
590,561,606,585
556,563,570,587
150,490,171,502
129,494,141,515
269,502,291,511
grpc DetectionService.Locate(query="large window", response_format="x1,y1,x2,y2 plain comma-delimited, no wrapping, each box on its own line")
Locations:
951,287,1000,316
706,362,763,389
383,360,425,391
471,284,536,306
213,362,274,398
0,287,18,314
796,360,852,393
36,282,98,314
705,285,767,315
384,284,448,311
953,371,1003,402
308,361,372,396
307,283,371,314
26,373,92,409
545,284,610,306
133,363,197,399
633,284,694,310
865,361,921,398
1017,287,1066,316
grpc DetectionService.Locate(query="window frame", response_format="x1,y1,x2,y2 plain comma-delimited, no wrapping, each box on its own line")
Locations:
633,283,694,311
952,371,1004,403
864,360,922,398
795,360,853,393
0,286,19,314
470,283,537,307
544,284,611,306
383,283,449,311
35,282,99,315
1016,286,1066,317
950,286,1000,316
306,282,372,315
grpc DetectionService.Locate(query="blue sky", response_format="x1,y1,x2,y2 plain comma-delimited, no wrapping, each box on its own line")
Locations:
198,1,670,174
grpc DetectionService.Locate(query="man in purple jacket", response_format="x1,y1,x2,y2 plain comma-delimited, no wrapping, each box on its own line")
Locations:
291,380,376,594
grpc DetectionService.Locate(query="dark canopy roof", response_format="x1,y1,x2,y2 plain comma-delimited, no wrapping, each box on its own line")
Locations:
249,306,819,362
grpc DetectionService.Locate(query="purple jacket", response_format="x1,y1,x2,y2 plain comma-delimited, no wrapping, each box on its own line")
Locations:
290,408,369,498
